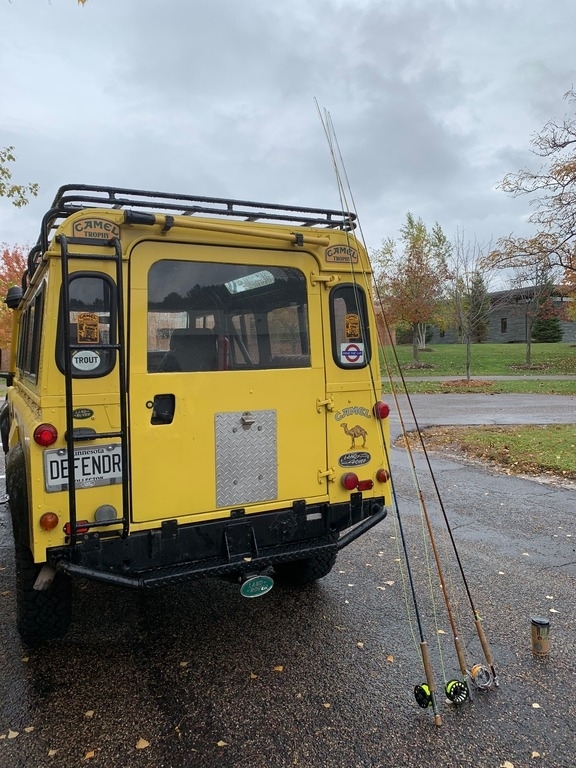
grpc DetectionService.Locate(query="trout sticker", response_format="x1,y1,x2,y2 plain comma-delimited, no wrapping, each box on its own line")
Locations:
72,350,101,372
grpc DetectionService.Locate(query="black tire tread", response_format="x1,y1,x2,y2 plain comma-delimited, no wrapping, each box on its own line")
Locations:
15,546,72,645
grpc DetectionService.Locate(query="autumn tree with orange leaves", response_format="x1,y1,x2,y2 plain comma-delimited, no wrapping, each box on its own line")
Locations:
373,213,451,366
0,244,27,353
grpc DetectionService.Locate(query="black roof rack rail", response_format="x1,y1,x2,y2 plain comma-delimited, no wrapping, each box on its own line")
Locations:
36,183,355,248
26,184,357,288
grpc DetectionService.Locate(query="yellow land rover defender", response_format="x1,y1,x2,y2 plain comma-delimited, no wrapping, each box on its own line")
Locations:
1,185,391,644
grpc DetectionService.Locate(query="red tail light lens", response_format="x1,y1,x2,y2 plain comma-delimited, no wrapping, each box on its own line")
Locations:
357,479,374,491
376,468,390,483
33,423,58,447
63,521,89,535
341,472,359,491
373,401,390,420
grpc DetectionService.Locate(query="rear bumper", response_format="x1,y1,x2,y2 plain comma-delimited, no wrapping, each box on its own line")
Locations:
49,496,387,588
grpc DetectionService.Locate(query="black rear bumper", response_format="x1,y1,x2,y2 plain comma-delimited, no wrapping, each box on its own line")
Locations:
49,496,387,588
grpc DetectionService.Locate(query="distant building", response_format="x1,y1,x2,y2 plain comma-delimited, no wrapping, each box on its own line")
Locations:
429,285,576,344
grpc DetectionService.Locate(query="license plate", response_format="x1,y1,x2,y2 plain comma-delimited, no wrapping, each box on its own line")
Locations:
44,444,123,493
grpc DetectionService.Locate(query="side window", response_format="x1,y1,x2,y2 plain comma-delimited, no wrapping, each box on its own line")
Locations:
16,286,45,383
330,284,371,368
57,273,116,378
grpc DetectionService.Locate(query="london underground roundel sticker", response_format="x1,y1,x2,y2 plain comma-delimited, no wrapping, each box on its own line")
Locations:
72,350,101,372
340,342,365,365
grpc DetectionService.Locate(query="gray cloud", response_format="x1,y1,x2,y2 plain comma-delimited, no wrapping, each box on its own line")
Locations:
2,0,576,254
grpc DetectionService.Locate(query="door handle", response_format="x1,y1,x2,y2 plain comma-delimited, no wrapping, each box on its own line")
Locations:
149,394,175,425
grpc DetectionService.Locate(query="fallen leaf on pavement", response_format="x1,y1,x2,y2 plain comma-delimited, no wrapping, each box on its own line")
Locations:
84,711,94,719
217,740,229,747
135,738,150,750
83,750,95,760
273,665,284,672
531,751,540,758
386,655,394,663
356,642,364,649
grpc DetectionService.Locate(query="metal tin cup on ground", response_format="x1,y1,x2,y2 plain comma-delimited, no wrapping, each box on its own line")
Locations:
531,616,550,656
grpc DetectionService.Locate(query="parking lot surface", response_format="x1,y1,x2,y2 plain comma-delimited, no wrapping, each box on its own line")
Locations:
1,394,575,767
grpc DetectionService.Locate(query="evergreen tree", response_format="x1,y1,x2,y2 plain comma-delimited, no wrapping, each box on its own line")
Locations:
532,315,563,343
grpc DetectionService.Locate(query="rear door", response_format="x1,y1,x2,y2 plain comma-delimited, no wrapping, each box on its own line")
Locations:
128,241,329,524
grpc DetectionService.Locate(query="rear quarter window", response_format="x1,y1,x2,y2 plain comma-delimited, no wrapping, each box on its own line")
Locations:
330,284,371,368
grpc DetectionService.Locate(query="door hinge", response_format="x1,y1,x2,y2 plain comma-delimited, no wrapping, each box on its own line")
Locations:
316,396,335,413
310,273,340,288
317,467,336,484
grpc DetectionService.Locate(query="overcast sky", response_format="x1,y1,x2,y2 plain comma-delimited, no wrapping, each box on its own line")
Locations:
1,0,575,257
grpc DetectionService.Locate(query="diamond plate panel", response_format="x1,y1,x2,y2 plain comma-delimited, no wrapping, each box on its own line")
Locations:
215,410,277,507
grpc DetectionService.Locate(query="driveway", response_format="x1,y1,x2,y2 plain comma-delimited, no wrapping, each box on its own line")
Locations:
1,395,575,767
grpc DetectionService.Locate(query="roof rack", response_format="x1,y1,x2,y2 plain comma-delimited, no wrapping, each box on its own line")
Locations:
36,184,356,253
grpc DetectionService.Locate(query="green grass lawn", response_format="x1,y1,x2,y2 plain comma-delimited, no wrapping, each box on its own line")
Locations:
382,342,576,377
402,424,576,482
387,342,576,480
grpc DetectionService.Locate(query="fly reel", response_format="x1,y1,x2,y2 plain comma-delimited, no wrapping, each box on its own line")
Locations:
445,679,469,704
470,664,494,690
414,683,432,708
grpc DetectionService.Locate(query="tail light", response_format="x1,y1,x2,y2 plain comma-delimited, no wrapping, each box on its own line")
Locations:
39,512,59,531
376,468,390,483
373,401,390,420
63,521,89,535
34,423,58,447
341,472,358,490
341,473,373,492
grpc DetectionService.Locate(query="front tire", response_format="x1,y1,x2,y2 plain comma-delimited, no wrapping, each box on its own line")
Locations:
15,545,72,645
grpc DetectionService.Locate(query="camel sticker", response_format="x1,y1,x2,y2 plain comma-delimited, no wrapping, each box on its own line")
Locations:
340,422,368,450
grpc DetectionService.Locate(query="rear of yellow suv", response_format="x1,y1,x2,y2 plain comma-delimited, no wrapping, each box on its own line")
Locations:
0,185,391,644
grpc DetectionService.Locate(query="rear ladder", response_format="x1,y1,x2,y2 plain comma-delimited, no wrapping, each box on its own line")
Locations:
57,234,130,546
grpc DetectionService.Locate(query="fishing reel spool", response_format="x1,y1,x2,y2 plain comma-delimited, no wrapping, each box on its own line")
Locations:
470,664,494,690
414,684,432,709
444,679,470,704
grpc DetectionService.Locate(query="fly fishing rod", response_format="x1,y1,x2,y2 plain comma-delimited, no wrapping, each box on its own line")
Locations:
377,302,498,690
318,104,494,694
316,102,444,723
379,332,499,689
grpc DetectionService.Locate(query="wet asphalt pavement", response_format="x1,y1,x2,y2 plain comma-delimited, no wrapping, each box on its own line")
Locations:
1,394,576,768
